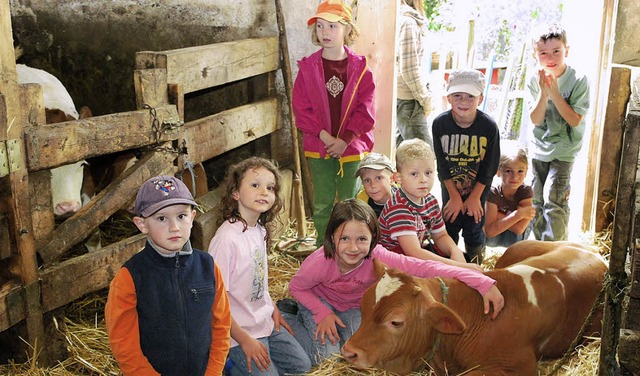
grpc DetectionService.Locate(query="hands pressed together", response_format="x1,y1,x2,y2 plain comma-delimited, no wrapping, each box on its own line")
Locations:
320,130,347,159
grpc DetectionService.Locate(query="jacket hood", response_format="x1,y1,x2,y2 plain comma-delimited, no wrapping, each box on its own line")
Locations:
400,3,426,28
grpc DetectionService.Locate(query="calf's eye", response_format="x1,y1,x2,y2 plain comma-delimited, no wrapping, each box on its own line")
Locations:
390,320,404,328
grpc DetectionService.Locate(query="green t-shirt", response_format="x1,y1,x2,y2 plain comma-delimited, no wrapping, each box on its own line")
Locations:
527,65,590,162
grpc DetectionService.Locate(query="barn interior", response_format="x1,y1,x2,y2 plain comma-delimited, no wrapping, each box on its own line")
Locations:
1,0,640,374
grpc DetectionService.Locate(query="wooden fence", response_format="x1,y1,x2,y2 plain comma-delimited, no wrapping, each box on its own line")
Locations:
0,0,284,359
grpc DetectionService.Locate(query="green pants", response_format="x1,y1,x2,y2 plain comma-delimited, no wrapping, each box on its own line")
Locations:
307,158,361,247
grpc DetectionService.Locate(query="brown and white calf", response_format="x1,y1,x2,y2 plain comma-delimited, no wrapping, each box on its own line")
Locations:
341,240,607,375
16,64,91,217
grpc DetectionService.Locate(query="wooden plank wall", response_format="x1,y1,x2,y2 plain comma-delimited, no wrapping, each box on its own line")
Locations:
134,36,281,249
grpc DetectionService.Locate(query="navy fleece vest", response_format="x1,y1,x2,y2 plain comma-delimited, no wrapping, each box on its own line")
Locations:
124,242,216,375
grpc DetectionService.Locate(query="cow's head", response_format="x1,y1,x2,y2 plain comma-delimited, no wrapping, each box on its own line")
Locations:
342,259,466,375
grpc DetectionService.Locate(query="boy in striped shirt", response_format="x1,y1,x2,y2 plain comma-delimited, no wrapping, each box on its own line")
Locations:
378,138,481,271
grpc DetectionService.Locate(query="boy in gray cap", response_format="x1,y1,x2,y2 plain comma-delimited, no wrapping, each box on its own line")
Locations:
105,175,231,375
355,152,396,218
432,69,501,265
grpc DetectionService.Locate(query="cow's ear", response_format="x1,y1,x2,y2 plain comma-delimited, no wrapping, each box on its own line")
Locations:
426,303,466,335
79,106,93,119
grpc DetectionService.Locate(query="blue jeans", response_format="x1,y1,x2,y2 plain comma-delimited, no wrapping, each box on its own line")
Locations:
531,159,573,241
307,158,361,247
288,299,361,366
396,99,432,147
440,183,489,248
226,324,311,376
486,225,531,248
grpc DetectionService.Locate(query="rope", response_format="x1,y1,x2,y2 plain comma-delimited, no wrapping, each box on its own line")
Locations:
423,278,449,364
180,160,198,196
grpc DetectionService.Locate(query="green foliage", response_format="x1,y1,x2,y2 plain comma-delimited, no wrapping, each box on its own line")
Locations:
424,0,446,31
424,0,564,62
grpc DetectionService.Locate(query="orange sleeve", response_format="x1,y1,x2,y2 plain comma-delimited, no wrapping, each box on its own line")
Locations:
105,268,160,376
206,263,232,375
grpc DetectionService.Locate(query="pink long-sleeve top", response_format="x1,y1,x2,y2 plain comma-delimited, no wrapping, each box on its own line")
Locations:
288,244,496,324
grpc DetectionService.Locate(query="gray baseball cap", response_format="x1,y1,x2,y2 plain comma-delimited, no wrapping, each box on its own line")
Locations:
135,176,197,217
355,153,394,177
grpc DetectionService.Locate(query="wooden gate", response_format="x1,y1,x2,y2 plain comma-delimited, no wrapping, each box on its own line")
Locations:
0,0,286,360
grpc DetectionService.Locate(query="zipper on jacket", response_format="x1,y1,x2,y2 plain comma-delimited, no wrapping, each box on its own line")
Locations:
175,252,180,268
191,288,199,301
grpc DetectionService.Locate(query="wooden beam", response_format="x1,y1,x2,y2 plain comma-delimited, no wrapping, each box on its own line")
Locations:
353,0,397,157
20,83,54,243
594,67,631,231
40,234,147,313
0,234,146,332
583,0,619,232
182,98,279,164
23,104,180,171
619,329,640,375
0,0,44,356
0,281,25,331
38,150,176,266
135,37,279,94
599,111,640,376
133,68,169,109
191,186,224,251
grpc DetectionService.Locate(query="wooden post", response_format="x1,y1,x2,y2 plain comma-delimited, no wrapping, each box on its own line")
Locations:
580,0,618,232
593,67,630,231
274,0,307,238
352,0,397,158
0,0,45,361
598,110,640,376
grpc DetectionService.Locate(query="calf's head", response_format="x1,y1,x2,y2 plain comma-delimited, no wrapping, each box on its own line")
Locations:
341,260,466,375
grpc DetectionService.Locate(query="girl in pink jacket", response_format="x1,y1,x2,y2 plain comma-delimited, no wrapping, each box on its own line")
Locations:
293,0,376,247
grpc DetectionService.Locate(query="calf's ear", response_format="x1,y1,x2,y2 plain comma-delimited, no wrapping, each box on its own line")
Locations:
79,106,93,119
425,302,466,335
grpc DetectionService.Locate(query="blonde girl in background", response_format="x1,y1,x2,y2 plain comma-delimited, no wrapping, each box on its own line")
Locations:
293,0,376,246
483,147,536,247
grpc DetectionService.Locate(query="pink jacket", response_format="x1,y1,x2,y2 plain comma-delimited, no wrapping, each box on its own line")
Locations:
292,47,375,159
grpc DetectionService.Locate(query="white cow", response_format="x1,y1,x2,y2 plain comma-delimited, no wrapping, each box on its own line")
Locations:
16,64,87,217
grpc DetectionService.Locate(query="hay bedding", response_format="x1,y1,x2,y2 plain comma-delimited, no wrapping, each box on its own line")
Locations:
0,221,608,375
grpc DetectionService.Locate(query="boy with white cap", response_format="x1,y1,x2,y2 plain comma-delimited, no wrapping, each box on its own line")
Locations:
432,69,501,264
105,175,231,375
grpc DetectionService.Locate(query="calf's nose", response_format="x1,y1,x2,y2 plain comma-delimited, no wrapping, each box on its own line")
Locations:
54,200,82,216
341,343,358,363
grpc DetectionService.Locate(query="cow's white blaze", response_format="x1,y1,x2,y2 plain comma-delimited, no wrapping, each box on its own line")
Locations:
507,265,545,306
375,272,403,304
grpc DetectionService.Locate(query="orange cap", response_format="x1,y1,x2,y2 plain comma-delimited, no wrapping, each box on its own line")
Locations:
307,0,353,26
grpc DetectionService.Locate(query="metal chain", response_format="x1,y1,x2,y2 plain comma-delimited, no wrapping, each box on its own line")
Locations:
143,103,183,144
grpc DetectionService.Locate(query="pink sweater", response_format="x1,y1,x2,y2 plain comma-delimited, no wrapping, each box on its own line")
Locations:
289,244,496,323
